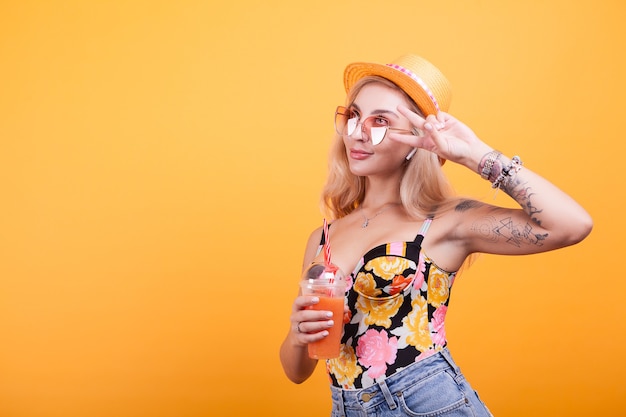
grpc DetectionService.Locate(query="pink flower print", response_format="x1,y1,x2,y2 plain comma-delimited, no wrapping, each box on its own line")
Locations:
416,348,437,362
431,305,448,346
356,329,398,379
345,268,355,291
413,252,426,290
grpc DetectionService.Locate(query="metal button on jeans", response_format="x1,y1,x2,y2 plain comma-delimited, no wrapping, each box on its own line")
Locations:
361,392,374,402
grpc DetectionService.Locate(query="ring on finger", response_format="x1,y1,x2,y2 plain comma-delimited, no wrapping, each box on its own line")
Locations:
296,322,303,333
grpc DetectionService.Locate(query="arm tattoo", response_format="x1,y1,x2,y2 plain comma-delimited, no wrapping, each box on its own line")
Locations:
471,215,548,247
502,176,544,226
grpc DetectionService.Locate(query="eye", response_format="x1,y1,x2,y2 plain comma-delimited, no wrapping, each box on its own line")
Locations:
371,116,390,127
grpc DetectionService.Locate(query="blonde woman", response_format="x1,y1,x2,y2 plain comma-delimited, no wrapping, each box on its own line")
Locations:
280,54,592,417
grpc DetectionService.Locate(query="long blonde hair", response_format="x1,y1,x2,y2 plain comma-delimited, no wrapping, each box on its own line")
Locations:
321,76,460,220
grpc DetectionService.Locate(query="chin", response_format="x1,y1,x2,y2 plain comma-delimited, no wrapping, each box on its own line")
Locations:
347,164,371,177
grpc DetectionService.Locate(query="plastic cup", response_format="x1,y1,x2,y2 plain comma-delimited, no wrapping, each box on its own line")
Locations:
300,264,346,360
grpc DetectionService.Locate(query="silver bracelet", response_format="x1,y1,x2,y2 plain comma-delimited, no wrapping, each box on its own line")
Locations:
480,150,501,180
492,155,523,189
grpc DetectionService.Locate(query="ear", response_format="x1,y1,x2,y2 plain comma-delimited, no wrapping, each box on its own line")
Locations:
405,148,417,160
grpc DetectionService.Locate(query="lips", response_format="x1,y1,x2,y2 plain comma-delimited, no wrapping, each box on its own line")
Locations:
349,148,372,160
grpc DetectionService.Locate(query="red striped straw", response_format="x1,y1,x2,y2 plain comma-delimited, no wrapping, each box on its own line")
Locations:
322,218,335,284
323,218,331,266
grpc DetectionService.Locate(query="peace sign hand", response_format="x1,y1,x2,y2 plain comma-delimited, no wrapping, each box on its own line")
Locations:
389,105,493,170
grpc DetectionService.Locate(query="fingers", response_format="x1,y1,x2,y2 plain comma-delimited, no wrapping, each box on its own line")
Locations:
397,105,425,126
397,106,448,127
395,106,447,139
295,317,333,337
291,295,336,341
424,113,446,131
423,116,447,150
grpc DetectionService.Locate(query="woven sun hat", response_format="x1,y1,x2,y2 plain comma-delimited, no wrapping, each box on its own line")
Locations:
343,54,452,116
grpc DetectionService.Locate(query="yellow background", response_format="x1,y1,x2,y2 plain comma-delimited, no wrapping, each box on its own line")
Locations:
1,1,624,416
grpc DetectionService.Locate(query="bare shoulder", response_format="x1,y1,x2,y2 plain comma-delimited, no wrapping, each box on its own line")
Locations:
430,198,492,234
420,198,492,271
301,225,324,272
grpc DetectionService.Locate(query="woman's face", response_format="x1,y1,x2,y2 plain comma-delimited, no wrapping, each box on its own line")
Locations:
342,82,415,178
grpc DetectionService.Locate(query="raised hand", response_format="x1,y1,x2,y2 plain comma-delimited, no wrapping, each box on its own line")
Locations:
390,105,492,169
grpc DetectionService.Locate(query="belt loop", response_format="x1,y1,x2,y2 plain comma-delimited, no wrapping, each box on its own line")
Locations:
337,389,345,417
332,387,345,417
440,348,462,379
379,379,397,410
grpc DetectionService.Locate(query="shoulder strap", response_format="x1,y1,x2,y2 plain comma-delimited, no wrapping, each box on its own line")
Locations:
315,221,329,257
319,222,329,245
413,215,434,243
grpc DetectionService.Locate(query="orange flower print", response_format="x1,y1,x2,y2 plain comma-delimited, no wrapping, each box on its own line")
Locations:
327,344,363,389
386,274,414,296
353,272,382,299
426,266,450,307
403,295,432,352
356,294,403,328
366,257,414,281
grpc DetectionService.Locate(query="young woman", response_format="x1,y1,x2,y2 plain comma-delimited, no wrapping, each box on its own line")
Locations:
279,54,592,417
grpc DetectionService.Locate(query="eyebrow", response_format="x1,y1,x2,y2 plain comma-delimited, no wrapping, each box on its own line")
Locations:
351,103,401,119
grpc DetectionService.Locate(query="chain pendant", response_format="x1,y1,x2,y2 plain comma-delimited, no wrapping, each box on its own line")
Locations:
361,219,369,228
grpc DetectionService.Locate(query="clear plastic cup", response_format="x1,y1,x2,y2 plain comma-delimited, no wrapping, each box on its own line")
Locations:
300,263,346,359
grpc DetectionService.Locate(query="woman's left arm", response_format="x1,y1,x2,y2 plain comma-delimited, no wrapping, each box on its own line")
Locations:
391,107,593,254
462,155,592,254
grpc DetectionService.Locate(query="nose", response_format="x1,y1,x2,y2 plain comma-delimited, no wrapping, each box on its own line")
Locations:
348,121,366,141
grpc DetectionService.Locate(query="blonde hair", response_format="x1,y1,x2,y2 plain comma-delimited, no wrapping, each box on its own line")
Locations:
321,76,460,220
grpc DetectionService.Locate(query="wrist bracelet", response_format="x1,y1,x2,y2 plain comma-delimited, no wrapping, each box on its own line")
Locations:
480,150,501,180
492,155,523,189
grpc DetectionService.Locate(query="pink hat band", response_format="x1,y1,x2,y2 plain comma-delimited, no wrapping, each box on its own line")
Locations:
385,63,440,112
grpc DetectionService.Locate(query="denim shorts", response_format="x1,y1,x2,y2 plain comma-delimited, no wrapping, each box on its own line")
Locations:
329,349,493,417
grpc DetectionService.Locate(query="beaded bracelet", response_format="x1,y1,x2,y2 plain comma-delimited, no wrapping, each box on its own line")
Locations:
480,150,501,180
492,155,523,189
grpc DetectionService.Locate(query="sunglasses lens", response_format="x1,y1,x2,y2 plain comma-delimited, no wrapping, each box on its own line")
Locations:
362,118,387,145
334,107,392,145
369,126,386,145
334,107,351,135
346,118,358,136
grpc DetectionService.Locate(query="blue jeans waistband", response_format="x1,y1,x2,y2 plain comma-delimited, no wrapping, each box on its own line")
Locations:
330,348,462,412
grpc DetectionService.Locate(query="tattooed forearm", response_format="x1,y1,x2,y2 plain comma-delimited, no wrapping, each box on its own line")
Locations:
471,215,548,247
502,177,544,226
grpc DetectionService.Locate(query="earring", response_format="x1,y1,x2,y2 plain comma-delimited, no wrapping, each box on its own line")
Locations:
406,148,417,160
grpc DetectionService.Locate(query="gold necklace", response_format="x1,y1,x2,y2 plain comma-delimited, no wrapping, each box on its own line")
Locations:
360,203,398,228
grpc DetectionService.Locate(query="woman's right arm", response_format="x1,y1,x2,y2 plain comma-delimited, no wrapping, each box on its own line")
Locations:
279,226,334,384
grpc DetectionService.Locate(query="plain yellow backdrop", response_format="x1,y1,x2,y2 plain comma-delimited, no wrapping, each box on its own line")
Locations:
1,1,624,416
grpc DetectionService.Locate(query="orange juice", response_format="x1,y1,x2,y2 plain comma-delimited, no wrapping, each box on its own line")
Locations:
307,296,345,359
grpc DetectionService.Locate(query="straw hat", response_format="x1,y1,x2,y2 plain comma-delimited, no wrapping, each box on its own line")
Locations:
343,54,452,116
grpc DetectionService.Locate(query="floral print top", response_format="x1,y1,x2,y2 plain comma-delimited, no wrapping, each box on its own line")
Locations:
318,217,457,389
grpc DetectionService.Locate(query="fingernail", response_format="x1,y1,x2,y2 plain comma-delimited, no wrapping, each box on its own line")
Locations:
311,297,319,303
325,311,333,318
424,122,433,131
327,320,334,327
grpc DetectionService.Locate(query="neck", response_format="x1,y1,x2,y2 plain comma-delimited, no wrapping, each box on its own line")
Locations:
358,201,400,228
360,201,401,211
362,175,402,206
